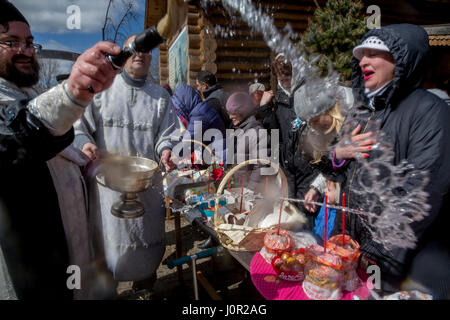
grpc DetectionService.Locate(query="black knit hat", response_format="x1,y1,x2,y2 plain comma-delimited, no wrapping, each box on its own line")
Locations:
0,0,29,29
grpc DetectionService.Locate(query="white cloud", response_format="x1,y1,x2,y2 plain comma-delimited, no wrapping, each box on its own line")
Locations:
12,0,143,34
42,39,73,51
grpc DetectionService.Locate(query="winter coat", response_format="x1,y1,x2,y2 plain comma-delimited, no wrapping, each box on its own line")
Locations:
173,84,226,137
253,101,279,132
273,87,318,207
204,83,228,107
172,84,226,162
0,78,87,299
227,115,269,192
332,24,450,297
428,89,450,107
206,96,232,129
275,87,296,167
203,83,230,127
203,83,231,124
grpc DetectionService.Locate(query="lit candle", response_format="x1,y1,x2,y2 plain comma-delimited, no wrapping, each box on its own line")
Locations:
342,193,346,246
208,171,211,193
324,194,328,253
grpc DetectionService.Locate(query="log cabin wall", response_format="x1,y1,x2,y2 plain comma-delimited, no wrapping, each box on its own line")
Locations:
186,5,218,86
423,24,450,92
194,1,327,92
146,0,326,92
154,3,218,88
424,24,450,47
146,0,450,93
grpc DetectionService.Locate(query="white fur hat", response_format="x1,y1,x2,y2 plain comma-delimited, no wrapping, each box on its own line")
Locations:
353,36,390,60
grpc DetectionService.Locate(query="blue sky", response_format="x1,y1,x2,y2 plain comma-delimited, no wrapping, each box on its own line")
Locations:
13,0,147,52
11,0,159,78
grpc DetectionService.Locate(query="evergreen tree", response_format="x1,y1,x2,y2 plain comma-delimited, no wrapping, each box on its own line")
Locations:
301,0,368,83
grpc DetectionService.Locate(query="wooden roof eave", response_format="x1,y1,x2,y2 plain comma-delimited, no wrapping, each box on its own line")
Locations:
423,24,450,46
423,24,450,35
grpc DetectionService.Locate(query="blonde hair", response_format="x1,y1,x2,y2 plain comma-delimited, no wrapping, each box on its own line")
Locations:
309,102,344,164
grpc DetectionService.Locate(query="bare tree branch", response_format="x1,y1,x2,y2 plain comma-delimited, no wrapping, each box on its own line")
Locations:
102,0,114,41
113,3,133,43
103,0,140,45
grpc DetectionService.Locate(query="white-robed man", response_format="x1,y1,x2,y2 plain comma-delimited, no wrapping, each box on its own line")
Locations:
73,34,179,296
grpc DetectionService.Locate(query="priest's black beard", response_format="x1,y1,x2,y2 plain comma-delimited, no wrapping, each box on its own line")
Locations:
0,54,40,88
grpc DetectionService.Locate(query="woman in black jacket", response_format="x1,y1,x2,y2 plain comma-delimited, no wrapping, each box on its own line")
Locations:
328,24,450,298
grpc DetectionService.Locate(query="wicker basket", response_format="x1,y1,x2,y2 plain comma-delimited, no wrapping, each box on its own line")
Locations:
213,159,290,251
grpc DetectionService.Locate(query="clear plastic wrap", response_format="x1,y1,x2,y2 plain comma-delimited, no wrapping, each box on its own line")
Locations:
326,235,361,291
260,229,293,264
302,245,344,300
264,229,293,253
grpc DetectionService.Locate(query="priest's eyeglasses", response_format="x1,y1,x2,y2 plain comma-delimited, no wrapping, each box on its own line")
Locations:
0,40,42,53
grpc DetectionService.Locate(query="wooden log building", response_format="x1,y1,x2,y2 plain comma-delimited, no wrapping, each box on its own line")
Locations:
145,0,450,93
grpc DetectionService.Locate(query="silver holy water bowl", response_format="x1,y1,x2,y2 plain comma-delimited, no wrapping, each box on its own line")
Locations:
96,155,159,219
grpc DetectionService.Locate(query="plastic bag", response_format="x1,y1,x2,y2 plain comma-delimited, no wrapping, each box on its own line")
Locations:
313,199,336,241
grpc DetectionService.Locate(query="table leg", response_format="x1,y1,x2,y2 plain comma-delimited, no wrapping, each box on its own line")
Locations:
165,196,173,220
196,271,222,300
174,210,183,281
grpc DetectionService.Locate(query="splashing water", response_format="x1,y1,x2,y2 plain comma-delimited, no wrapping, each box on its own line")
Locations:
192,0,431,251
201,0,344,111
335,117,430,250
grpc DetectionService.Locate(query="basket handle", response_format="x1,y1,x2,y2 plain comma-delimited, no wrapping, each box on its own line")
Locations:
213,158,289,228
176,139,217,170
152,139,218,187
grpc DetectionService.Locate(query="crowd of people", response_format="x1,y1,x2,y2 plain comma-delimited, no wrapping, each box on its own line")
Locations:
0,0,449,300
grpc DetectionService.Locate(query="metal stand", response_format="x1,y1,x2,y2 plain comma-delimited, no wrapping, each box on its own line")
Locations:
167,247,221,300
191,255,199,300
111,193,145,218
